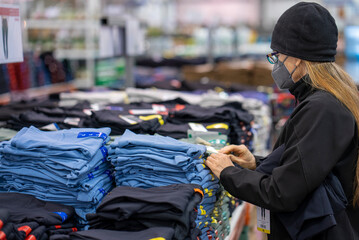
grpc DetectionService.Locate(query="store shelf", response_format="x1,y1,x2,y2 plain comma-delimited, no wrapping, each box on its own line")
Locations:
238,43,271,56
25,19,99,30
0,83,76,105
55,49,98,60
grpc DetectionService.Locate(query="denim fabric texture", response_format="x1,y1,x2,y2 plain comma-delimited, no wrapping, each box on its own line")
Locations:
0,127,115,225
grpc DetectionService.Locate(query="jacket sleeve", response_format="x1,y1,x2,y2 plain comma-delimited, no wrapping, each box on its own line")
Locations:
220,96,356,212
254,155,265,167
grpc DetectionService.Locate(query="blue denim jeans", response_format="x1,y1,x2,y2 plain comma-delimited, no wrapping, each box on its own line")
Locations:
9,126,111,159
110,129,206,158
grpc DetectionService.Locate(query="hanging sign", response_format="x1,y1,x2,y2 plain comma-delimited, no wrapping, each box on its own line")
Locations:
0,3,23,64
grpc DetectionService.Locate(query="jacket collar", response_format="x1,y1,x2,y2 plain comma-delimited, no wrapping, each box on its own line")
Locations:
289,75,315,102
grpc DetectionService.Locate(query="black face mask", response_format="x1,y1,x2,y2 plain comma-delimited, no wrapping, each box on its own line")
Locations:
271,56,297,90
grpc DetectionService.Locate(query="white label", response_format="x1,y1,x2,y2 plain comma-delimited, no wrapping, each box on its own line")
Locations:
152,104,167,113
40,123,59,131
119,115,138,125
83,109,93,116
188,123,208,132
64,117,80,126
256,206,270,234
0,4,23,63
129,109,157,115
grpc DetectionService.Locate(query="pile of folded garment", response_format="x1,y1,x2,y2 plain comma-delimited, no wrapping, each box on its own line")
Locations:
164,102,254,149
84,110,163,135
0,192,76,240
82,184,203,240
0,126,114,225
5,102,91,131
108,129,220,238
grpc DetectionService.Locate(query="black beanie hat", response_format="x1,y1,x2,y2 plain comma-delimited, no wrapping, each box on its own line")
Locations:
271,2,338,62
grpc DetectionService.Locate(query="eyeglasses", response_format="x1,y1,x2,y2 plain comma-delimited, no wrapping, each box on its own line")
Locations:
266,51,279,64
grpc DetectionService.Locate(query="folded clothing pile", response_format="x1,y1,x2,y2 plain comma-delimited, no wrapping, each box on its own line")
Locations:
166,102,254,149
84,110,162,135
85,184,203,240
0,192,76,240
6,102,91,131
0,126,114,224
108,129,220,238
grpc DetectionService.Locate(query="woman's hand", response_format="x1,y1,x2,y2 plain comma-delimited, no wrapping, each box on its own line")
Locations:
205,153,234,179
219,145,256,170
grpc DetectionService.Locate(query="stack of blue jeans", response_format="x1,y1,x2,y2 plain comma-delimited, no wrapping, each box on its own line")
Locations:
0,126,114,225
108,129,220,238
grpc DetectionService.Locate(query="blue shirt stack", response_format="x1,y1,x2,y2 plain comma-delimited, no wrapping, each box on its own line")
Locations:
0,126,114,225
108,129,220,239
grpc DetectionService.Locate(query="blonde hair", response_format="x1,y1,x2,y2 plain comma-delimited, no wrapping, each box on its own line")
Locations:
304,61,359,207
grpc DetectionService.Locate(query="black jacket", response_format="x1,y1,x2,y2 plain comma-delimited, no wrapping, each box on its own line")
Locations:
220,79,359,239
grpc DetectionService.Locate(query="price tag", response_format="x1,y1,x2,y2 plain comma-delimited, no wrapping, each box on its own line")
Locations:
256,206,270,234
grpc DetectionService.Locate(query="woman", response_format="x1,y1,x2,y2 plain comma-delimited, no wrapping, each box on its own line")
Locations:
205,2,359,240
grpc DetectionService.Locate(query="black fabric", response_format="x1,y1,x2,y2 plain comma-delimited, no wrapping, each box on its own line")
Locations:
2,101,90,130
256,144,348,240
0,222,16,240
0,209,9,230
87,184,203,240
0,193,75,226
104,99,189,116
220,79,359,239
271,2,338,62
167,102,253,145
85,110,161,135
25,225,47,240
0,65,9,94
34,107,89,118
48,227,77,236
157,122,231,139
49,234,70,240
0,193,76,240
69,227,175,240
0,100,58,122
168,102,253,124
47,224,75,231
6,111,86,130
136,57,207,68
15,222,40,239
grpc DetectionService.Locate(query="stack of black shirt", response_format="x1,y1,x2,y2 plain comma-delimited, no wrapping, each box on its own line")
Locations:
0,192,76,240
85,184,204,240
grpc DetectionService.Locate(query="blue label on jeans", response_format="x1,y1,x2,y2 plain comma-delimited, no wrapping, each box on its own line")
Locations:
77,132,108,142
100,146,108,160
53,212,68,223
98,188,107,196
87,172,94,180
